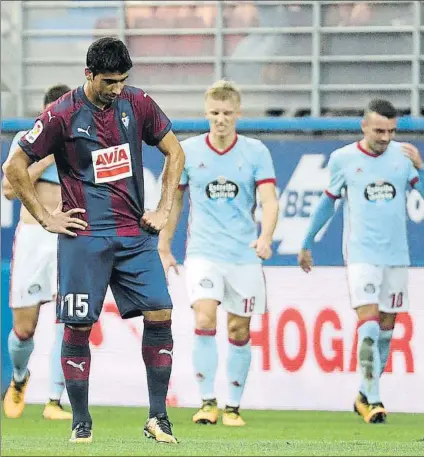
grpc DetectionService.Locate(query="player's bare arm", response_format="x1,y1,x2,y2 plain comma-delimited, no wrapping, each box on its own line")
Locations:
141,130,185,233
298,193,337,273
158,187,185,279
2,154,55,200
250,182,278,260
2,146,87,237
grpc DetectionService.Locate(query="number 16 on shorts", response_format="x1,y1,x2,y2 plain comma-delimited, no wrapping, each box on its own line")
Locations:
58,293,90,321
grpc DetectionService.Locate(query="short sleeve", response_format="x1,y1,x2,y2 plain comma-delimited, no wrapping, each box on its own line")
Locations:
178,139,190,189
8,131,27,157
179,168,189,189
407,159,419,187
18,110,63,162
137,92,172,146
325,151,346,199
254,142,276,186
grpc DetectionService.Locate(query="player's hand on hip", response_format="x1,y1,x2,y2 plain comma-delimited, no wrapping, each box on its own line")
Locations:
402,143,423,169
250,237,272,260
298,249,313,273
141,209,168,234
158,249,179,283
44,202,87,237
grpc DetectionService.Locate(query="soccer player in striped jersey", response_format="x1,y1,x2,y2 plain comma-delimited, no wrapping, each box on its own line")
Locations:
3,37,185,444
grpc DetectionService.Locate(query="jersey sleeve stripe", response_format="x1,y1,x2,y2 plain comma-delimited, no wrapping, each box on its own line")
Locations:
325,189,341,199
256,178,276,186
410,176,419,187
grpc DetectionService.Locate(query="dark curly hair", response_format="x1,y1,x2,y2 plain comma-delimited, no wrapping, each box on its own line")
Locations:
86,37,133,77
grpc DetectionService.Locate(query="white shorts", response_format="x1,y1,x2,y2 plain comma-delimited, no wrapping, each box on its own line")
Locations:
184,257,267,317
347,263,409,313
9,223,58,309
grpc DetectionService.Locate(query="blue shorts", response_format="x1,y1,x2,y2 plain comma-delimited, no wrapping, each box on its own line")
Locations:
56,233,172,324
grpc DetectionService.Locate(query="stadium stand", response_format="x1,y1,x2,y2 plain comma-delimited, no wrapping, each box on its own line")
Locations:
1,1,423,119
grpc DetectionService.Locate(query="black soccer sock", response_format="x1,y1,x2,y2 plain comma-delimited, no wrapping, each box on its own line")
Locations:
61,326,92,429
142,319,173,419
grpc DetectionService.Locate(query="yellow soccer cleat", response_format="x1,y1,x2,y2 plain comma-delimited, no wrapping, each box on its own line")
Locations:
222,405,246,427
69,422,92,443
3,371,30,419
363,403,387,424
192,399,219,425
43,400,72,420
144,413,178,444
354,392,386,424
353,391,369,418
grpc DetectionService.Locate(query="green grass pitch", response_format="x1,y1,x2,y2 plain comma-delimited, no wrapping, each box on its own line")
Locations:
2,405,423,456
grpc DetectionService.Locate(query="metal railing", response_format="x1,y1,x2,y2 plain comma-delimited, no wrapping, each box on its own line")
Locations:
1,1,24,117
4,1,424,118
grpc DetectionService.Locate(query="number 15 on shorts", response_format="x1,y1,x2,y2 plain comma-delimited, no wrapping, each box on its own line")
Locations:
59,293,89,319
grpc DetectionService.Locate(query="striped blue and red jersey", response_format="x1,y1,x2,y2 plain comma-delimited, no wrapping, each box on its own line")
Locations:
19,85,171,236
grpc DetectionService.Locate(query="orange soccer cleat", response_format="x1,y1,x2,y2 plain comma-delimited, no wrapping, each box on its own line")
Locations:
3,371,30,419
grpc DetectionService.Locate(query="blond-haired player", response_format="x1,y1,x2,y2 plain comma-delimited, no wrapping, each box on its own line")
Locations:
159,80,279,426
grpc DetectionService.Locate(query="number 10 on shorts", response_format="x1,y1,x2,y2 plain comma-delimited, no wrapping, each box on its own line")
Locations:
390,292,403,309
60,293,89,318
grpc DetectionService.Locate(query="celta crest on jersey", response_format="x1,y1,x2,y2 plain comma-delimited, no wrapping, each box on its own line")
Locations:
91,143,132,184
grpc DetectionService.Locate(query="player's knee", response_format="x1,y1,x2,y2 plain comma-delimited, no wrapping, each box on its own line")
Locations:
227,320,250,342
228,327,250,342
13,324,36,341
195,311,216,331
227,312,251,339
143,309,172,322
12,307,39,339
196,315,216,330
379,312,396,331
193,300,218,330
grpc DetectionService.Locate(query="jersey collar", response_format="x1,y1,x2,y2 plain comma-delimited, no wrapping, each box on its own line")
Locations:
357,141,382,158
206,133,238,156
79,85,116,112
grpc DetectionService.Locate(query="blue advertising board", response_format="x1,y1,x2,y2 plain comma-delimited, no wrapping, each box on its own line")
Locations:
2,137,424,266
